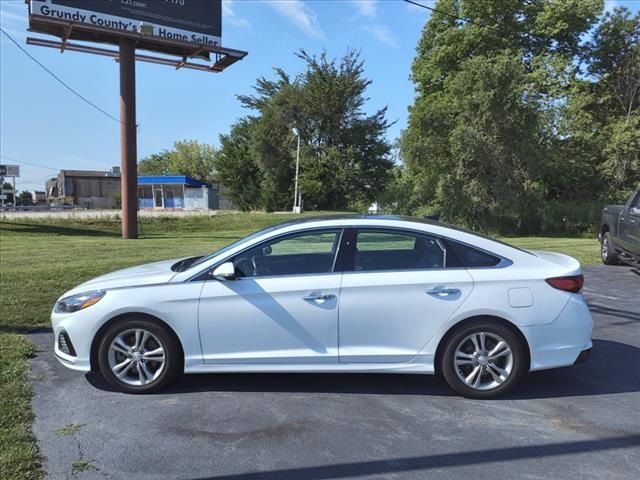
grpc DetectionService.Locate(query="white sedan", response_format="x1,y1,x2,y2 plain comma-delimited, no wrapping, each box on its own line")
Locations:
51,216,592,399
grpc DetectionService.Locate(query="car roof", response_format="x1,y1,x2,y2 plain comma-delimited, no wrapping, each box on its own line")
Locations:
271,214,441,229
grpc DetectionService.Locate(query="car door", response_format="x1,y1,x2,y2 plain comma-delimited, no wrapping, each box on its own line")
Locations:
197,229,343,364
620,192,640,255
338,228,474,363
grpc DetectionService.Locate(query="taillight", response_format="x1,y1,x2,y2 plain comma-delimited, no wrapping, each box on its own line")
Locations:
545,275,584,293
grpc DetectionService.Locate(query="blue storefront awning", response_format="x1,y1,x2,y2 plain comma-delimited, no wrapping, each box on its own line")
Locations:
137,176,209,187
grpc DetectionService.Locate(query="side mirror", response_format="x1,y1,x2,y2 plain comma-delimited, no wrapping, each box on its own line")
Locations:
211,262,235,281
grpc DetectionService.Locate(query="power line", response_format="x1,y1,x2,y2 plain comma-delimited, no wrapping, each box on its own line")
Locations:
17,174,55,184
0,155,60,171
403,0,500,33
0,26,124,125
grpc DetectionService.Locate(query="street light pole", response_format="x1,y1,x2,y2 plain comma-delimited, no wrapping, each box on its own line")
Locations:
292,128,301,213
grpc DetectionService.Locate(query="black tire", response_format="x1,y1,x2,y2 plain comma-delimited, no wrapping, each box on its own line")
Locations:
600,231,620,265
441,320,527,399
97,318,180,394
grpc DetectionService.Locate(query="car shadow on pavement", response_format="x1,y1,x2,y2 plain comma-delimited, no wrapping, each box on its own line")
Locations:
85,339,640,399
190,435,640,480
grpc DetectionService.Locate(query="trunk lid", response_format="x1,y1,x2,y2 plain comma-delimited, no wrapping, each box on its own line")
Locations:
530,250,582,276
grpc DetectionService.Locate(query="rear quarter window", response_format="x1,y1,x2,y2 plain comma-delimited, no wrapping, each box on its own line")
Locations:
447,241,503,268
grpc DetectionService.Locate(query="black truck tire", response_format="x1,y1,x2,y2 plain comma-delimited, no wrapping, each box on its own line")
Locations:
601,231,620,265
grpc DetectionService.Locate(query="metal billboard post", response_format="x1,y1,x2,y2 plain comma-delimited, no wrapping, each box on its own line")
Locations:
25,1,247,238
119,38,137,239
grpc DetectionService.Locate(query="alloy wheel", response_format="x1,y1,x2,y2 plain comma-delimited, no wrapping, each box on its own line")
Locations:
453,332,514,391
107,328,166,386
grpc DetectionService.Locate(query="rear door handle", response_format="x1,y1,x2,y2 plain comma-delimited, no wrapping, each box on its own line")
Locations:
303,292,336,302
426,287,461,297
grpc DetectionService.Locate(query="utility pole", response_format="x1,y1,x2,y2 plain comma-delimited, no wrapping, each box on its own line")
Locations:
119,38,138,239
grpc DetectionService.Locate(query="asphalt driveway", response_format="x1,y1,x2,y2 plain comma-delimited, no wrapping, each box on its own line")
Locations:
28,264,640,480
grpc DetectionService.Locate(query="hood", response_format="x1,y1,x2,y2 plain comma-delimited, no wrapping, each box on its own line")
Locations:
530,250,581,276
64,258,183,296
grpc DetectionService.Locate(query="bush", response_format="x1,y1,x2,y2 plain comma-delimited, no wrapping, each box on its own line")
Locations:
538,201,604,237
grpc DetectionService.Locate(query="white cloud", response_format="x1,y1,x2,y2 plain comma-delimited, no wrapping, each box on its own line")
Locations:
222,0,251,29
266,0,324,39
362,23,398,48
350,0,378,19
349,1,398,47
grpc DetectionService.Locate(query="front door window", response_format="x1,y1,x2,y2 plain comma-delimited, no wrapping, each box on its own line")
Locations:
232,229,342,278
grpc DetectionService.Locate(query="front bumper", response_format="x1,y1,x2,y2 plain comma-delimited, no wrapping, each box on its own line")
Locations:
51,309,95,372
523,294,593,371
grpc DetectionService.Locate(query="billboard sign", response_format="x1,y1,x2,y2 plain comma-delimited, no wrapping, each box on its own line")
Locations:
0,165,20,177
29,0,222,48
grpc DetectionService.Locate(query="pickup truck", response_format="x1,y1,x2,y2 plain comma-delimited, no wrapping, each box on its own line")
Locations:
600,188,640,266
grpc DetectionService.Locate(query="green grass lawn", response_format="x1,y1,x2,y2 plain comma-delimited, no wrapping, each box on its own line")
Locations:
0,212,601,478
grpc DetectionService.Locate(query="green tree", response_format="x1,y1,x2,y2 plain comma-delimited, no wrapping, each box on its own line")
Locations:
550,7,640,204
401,0,603,234
586,7,639,196
15,191,33,206
223,49,393,211
1,182,13,204
138,140,217,184
215,118,263,211
168,140,217,184
138,152,171,176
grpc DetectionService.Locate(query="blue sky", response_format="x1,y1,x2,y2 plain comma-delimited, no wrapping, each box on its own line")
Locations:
0,0,636,191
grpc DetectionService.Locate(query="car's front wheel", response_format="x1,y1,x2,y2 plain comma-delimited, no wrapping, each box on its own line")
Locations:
97,318,180,393
441,321,526,399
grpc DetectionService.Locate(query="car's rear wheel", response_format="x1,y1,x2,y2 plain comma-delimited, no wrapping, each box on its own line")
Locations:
97,319,180,394
601,232,620,265
441,321,526,399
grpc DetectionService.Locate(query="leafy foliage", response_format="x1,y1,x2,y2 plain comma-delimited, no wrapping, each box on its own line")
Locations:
216,119,263,211
215,50,394,211
400,0,638,234
15,192,33,206
138,140,217,184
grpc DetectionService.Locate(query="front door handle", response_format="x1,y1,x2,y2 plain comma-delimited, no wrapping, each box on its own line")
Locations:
426,287,461,297
303,292,336,302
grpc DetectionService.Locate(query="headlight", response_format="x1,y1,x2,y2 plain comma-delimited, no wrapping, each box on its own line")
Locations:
55,290,106,313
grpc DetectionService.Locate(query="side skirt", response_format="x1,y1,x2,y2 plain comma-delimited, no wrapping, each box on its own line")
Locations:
184,362,434,375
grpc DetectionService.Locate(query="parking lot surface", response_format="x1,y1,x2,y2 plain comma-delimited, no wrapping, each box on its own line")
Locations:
29,264,640,480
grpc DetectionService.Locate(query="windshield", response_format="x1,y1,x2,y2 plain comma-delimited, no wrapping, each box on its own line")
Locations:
179,224,282,272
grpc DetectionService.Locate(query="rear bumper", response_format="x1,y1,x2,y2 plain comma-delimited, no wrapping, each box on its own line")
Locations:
574,347,591,365
522,294,593,371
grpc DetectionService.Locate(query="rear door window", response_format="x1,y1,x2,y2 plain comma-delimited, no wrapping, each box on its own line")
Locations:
353,230,445,271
